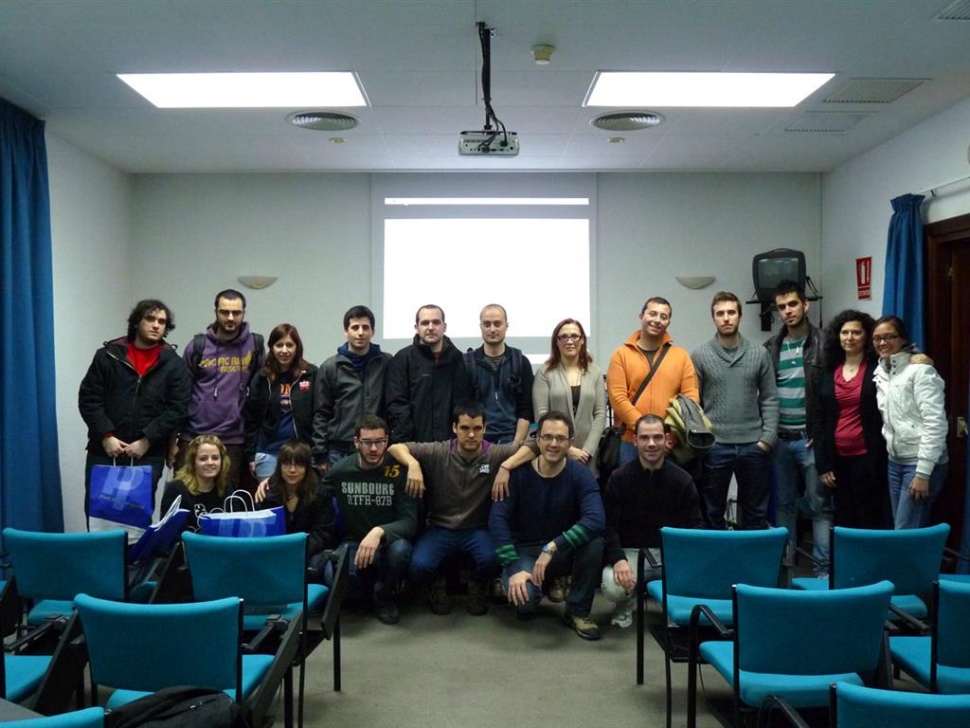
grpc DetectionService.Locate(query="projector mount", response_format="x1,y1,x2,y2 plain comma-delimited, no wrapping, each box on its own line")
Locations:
459,22,519,156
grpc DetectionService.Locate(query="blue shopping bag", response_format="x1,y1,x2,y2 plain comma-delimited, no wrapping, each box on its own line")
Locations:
88,460,154,528
197,507,286,537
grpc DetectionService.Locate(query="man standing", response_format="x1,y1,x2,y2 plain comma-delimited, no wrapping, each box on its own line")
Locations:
387,403,537,617
385,304,473,443
313,305,392,471
489,411,605,640
324,414,417,625
692,292,779,530
600,415,703,628
176,289,264,488
765,281,832,572
607,296,699,466
464,304,534,445
79,299,190,521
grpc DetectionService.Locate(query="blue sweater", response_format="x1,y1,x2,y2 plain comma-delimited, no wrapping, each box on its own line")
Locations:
489,459,604,566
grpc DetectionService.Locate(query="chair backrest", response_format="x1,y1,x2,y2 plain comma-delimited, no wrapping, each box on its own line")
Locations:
182,532,308,608
3,707,105,728
75,592,242,699
832,682,970,728
831,524,949,594
735,580,893,676
935,578,970,669
660,527,787,599
2,528,127,602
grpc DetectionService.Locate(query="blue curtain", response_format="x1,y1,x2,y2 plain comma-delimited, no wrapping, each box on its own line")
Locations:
0,98,64,533
961,374,970,575
882,193,925,349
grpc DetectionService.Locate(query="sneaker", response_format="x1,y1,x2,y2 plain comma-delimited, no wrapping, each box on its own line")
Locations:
490,577,508,604
375,602,400,625
466,580,489,616
563,612,601,641
610,601,634,629
428,575,452,615
548,576,569,603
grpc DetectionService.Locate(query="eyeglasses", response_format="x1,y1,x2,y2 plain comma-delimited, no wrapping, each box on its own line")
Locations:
358,438,387,448
557,333,582,343
538,434,571,444
872,334,899,344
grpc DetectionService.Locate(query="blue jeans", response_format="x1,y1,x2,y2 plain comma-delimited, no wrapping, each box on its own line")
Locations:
888,459,948,530
409,525,500,584
253,452,277,480
772,436,833,573
618,440,638,467
502,538,604,618
327,538,413,606
702,442,771,530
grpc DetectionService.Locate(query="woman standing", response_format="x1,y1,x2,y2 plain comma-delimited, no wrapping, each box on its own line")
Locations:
160,434,231,531
532,318,607,471
872,315,948,529
260,440,337,579
244,323,317,480
812,310,889,529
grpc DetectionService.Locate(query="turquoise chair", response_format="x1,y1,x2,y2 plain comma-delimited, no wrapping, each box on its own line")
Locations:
687,580,893,728
182,532,346,728
3,707,104,728
2,529,127,627
639,527,788,728
757,682,970,727
792,524,949,621
890,579,970,693
74,592,285,726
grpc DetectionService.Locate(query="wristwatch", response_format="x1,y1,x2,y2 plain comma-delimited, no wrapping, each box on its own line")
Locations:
541,542,557,555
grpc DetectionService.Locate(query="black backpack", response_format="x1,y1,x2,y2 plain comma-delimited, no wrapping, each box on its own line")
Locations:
464,346,525,402
104,686,251,728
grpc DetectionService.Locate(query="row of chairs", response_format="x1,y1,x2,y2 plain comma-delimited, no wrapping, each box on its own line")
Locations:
636,524,970,727
1,528,349,728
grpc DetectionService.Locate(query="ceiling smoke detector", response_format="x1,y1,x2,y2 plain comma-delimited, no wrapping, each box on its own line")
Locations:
286,111,359,131
591,111,664,131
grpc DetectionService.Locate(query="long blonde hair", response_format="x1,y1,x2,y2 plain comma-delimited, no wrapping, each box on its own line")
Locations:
175,434,231,497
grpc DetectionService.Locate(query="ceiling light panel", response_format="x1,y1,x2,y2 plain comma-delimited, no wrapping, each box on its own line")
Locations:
117,72,367,108
585,72,834,108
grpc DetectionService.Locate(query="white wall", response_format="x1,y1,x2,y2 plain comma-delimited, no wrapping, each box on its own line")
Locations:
47,135,132,533
822,96,970,317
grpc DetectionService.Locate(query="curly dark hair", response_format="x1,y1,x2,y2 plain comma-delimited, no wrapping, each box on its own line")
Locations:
126,299,175,342
822,309,876,371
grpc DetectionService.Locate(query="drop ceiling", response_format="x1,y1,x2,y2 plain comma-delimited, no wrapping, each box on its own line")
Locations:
2,0,970,174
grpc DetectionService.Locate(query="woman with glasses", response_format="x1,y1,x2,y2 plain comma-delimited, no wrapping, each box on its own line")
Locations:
533,318,607,473
811,310,890,529
872,315,948,529
244,323,317,481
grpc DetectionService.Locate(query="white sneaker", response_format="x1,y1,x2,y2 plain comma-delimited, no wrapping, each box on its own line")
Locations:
610,601,634,629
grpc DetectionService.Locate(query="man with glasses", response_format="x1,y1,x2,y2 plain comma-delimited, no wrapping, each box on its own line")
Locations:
464,304,534,445
607,296,699,467
387,403,537,617
324,414,417,625
174,289,264,489
385,304,474,443
488,411,605,640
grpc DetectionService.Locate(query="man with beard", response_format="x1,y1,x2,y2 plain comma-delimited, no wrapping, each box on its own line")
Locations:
692,292,778,530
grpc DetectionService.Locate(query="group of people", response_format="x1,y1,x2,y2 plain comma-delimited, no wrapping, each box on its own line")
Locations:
77,284,950,638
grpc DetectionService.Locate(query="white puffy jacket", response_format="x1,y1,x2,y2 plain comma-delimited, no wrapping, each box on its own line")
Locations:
874,349,948,478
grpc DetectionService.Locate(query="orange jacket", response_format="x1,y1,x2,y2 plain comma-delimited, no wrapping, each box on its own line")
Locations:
606,331,699,442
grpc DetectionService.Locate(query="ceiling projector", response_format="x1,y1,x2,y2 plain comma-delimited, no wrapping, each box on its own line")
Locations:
458,130,519,156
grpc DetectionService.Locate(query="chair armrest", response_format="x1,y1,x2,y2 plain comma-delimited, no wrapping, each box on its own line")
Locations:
640,546,662,570
319,546,350,639
756,695,811,728
245,608,303,726
242,615,288,653
887,604,930,634
6,615,62,652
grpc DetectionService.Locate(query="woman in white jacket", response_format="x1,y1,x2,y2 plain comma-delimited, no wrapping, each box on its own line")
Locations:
872,316,948,529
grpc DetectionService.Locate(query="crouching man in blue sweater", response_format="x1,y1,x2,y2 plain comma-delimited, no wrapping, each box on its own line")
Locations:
488,411,605,640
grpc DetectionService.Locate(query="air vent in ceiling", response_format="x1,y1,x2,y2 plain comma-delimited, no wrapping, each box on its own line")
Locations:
286,111,359,131
591,111,664,131
935,0,970,21
785,112,872,133
822,79,924,104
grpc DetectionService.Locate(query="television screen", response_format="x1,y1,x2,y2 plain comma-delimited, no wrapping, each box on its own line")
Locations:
752,249,806,301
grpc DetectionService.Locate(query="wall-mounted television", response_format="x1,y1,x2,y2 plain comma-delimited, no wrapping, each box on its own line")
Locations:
752,248,806,302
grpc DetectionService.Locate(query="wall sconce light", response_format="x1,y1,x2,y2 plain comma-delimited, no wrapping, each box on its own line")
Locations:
237,276,278,290
675,276,716,290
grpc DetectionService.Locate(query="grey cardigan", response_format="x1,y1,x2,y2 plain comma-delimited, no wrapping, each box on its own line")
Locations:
533,361,608,469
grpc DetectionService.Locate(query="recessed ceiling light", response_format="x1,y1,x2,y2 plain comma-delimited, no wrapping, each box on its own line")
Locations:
117,72,367,108
585,72,834,108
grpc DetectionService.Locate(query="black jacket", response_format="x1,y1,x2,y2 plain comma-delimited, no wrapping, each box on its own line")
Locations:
263,483,337,557
78,337,190,458
243,365,317,462
764,322,823,436
384,335,474,443
811,354,887,476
